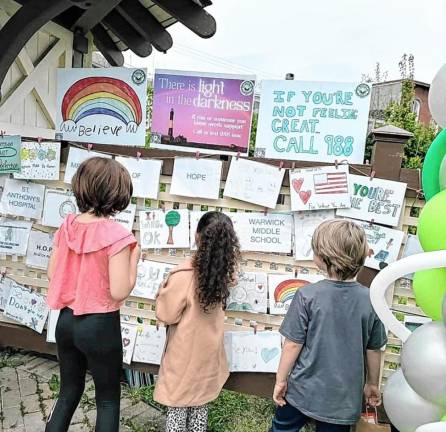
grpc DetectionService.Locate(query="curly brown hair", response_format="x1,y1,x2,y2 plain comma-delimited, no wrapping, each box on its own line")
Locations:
193,212,241,312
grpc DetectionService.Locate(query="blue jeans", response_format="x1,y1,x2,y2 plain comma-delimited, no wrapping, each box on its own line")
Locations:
271,402,351,432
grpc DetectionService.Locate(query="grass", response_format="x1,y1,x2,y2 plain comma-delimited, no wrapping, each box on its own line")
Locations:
0,348,24,369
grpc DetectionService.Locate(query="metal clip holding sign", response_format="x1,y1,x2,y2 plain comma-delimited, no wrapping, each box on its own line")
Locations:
370,170,376,180
87,143,93,152
136,151,142,161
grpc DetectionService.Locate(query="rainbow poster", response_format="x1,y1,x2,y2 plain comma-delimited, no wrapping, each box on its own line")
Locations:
268,273,324,314
56,68,147,146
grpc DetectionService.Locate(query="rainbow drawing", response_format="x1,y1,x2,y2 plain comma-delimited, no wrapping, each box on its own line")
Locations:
61,77,143,125
274,279,310,304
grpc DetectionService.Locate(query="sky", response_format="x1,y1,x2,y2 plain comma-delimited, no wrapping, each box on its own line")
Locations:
125,0,446,84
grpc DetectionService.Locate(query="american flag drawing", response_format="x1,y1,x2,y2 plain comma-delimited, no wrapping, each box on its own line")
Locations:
313,172,348,195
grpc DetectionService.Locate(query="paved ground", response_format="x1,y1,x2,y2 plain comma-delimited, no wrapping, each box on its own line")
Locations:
0,351,165,431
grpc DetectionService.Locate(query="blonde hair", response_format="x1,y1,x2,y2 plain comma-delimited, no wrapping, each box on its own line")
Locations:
311,219,368,281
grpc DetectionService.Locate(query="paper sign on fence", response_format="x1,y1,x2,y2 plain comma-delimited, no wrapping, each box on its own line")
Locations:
268,273,324,315
170,157,222,200
26,230,53,270
294,210,335,261
14,141,61,180
255,80,371,163
4,284,49,333
0,218,32,256
121,323,138,365
0,178,45,219
224,158,285,209
224,331,282,373
64,147,111,184
337,175,407,227
46,309,60,343
131,260,174,299
0,135,21,173
56,68,147,146
112,203,136,232
133,325,167,365
42,189,78,228
227,272,268,314
115,157,162,199
289,165,350,211
139,209,190,249
0,277,15,310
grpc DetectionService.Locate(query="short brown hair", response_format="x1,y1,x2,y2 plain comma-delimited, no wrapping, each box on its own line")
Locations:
72,157,132,217
311,219,368,281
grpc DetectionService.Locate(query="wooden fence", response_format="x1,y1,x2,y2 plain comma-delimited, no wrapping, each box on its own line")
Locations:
0,127,424,396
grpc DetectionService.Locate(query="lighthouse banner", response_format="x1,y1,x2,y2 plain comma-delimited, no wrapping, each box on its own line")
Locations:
55,68,148,146
255,80,371,163
150,69,255,155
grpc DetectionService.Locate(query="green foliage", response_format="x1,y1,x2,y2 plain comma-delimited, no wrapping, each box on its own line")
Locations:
0,348,23,369
48,374,60,398
145,83,154,148
249,112,258,156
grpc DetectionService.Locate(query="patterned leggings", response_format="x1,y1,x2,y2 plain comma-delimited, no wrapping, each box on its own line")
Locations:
166,405,208,432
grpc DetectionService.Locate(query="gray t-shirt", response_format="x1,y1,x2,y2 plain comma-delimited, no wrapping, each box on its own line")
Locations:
280,279,387,425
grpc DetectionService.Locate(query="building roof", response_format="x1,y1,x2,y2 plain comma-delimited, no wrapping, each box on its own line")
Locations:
372,78,430,89
0,0,216,98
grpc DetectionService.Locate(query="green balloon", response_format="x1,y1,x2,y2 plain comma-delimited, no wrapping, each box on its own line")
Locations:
413,268,446,321
422,128,446,201
418,189,446,251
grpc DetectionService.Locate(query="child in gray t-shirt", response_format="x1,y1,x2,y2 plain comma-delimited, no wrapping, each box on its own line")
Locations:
271,220,387,432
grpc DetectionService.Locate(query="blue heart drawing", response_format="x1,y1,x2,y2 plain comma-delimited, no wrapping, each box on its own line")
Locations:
261,347,279,363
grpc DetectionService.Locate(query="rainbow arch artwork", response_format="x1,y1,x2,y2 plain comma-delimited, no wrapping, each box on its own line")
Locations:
268,273,324,314
56,68,147,146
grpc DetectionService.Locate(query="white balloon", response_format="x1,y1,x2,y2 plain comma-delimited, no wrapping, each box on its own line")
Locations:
416,422,446,432
401,322,446,405
370,251,446,343
429,64,446,128
384,369,444,432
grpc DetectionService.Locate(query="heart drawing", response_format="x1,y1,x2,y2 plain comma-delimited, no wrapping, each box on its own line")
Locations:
261,347,280,363
123,338,131,347
292,178,304,193
299,190,312,205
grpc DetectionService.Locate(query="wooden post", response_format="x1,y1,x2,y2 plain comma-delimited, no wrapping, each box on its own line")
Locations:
370,125,413,181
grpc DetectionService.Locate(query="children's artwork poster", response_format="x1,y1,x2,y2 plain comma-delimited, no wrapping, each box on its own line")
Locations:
0,277,15,310
401,234,424,279
189,211,205,250
337,175,407,227
42,189,78,228
56,68,148,146
0,135,21,173
14,141,61,180
115,156,163,199
227,272,268,314
170,157,223,200
26,230,53,270
255,80,371,163
112,203,136,232
132,325,167,365
121,322,138,365
0,178,45,219
64,146,112,184
0,175,6,199
46,309,60,343
4,284,49,333
229,212,293,254
0,218,32,256
294,210,335,261
224,331,282,373
289,165,351,211
139,209,190,249
150,69,255,155
131,260,174,299
268,273,324,315
223,158,285,209
349,220,405,270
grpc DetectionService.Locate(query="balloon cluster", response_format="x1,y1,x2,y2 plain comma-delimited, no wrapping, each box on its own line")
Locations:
381,65,446,432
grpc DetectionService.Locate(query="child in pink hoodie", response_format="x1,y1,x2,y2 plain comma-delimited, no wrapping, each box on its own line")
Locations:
45,157,140,432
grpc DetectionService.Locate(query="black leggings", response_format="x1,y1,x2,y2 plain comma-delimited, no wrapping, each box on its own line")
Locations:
45,308,122,432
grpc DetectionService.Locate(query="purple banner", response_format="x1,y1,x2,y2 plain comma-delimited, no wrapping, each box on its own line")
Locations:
150,69,255,155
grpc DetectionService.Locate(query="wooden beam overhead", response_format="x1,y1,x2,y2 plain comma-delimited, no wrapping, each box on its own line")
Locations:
151,0,216,38
91,25,125,66
0,0,72,100
116,0,173,52
102,10,153,57
72,0,124,33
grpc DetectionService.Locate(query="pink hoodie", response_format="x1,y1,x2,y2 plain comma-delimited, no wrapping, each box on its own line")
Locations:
47,214,137,315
